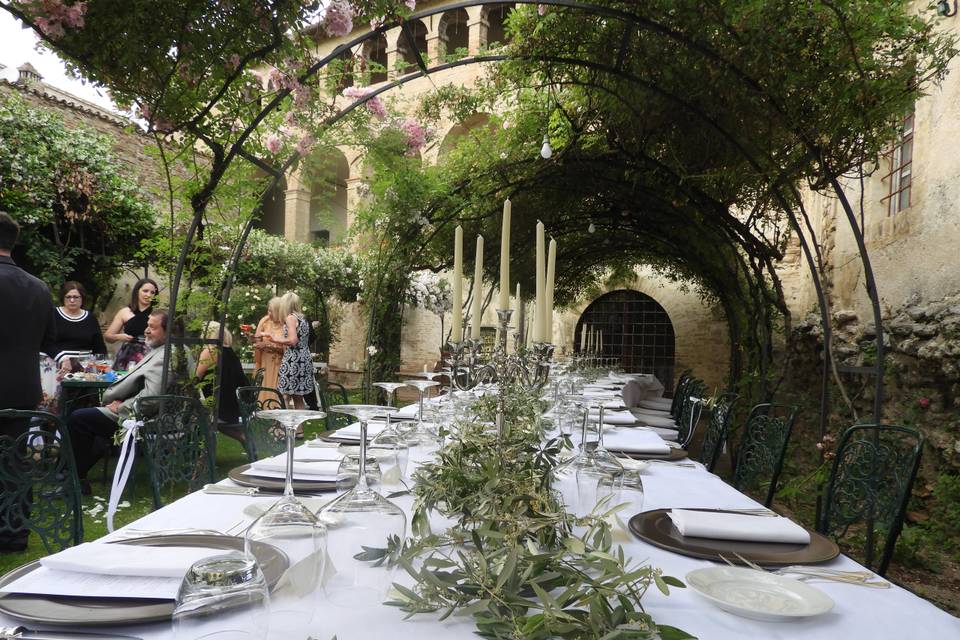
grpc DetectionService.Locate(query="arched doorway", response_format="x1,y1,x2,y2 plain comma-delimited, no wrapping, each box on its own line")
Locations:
576,290,676,391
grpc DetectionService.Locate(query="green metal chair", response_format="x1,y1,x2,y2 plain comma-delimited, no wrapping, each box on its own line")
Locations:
817,424,923,576
676,379,707,448
252,367,266,387
696,392,739,472
133,396,216,510
0,409,83,552
317,380,351,431
235,386,286,462
669,370,694,420
731,403,798,507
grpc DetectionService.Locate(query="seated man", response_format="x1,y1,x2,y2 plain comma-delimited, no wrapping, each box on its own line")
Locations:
67,309,168,493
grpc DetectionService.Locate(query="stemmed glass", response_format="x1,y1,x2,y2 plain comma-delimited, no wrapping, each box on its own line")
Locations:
244,409,327,637
554,403,624,519
403,379,440,445
370,382,411,483
319,405,405,606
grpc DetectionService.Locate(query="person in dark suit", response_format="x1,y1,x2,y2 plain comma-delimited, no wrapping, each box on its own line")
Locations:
66,309,168,492
0,211,56,552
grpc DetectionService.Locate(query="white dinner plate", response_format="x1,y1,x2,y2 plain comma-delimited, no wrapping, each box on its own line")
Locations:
685,566,833,622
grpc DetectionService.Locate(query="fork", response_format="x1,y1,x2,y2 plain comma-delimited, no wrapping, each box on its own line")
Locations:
721,553,891,588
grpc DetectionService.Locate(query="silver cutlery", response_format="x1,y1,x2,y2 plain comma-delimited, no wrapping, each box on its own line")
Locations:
1,627,142,640
203,484,259,496
720,553,891,588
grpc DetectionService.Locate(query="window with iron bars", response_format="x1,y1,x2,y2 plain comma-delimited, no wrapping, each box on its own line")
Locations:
881,113,914,216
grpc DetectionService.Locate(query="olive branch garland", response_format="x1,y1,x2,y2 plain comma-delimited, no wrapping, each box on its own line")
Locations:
357,384,695,640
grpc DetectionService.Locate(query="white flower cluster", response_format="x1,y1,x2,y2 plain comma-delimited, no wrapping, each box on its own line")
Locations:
405,271,452,316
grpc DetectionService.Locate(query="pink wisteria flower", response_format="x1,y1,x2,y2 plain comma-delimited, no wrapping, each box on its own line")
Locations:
26,1,87,40
265,134,282,154
538,4,547,16
343,86,387,119
296,134,315,156
405,0,417,10
401,118,427,156
323,0,354,38
226,53,242,71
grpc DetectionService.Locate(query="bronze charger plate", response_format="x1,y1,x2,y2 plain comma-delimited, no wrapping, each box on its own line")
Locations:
228,463,337,492
0,534,287,626
610,447,688,461
628,508,839,566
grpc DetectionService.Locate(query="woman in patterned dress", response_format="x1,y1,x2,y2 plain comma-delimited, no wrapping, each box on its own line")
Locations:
275,291,314,410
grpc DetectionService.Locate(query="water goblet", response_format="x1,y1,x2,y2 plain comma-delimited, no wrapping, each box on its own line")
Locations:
336,453,382,495
403,379,440,445
173,553,270,640
370,382,411,479
319,405,406,606
244,409,327,637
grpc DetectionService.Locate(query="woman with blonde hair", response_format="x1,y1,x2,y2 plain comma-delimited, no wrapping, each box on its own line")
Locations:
274,291,314,410
253,296,285,401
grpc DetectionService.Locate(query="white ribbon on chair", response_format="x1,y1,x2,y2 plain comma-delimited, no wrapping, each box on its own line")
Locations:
107,418,142,533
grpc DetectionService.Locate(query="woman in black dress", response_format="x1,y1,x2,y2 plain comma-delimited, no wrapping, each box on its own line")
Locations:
38,281,107,414
195,321,249,442
104,277,158,370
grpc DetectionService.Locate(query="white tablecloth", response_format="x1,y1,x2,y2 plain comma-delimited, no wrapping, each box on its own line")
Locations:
1,404,957,638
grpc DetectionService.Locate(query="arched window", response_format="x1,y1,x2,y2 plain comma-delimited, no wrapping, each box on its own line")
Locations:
362,33,388,84
397,19,428,75
576,290,676,391
438,113,493,159
253,175,286,236
439,9,469,59
305,151,350,245
484,4,515,47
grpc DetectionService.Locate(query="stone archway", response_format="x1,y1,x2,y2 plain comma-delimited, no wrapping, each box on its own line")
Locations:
576,289,676,391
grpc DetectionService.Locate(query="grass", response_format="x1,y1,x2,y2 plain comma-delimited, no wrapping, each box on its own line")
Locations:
0,389,372,576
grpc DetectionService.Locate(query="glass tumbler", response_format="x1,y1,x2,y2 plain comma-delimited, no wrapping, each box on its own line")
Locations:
172,553,270,640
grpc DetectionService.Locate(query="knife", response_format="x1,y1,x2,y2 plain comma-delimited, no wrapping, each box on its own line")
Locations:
0,627,142,640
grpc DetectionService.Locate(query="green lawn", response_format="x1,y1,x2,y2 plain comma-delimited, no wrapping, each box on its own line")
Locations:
0,390,373,575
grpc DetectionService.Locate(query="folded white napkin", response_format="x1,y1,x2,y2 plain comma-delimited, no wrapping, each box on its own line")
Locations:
601,429,671,455
328,420,390,441
588,410,637,425
666,509,811,544
640,398,673,411
634,414,678,429
40,542,224,579
249,459,341,477
395,404,421,419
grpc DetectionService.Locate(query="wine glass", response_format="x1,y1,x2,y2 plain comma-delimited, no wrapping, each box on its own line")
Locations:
319,404,406,606
244,409,327,636
370,382,411,479
403,379,440,445
554,403,624,519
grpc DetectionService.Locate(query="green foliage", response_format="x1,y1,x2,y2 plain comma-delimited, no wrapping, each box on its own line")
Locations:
362,385,690,639
0,93,158,301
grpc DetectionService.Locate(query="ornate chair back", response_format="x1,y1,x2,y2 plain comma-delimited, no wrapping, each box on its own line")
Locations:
732,403,798,507
133,395,216,510
669,370,693,420
317,380,351,431
676,379,707,448
235,386,286,461
0,410,83,552
252,367,266,387
818,424,923,576
697,392,739,472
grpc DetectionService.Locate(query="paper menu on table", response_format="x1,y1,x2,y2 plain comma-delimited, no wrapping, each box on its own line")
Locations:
1,565,183,600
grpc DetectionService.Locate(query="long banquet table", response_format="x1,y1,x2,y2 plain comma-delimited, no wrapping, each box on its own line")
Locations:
1,392,958,639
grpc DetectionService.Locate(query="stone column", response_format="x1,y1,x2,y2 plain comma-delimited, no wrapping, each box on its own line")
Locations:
385,28,402,80
465,6,487,55
283,167,311,243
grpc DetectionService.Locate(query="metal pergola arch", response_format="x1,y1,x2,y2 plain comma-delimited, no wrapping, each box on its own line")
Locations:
162,0,888,472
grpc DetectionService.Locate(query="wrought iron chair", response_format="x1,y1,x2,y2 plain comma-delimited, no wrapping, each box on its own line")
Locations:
731,403,798,507
669,370,694,419
696,392,739,472
676,379,707,448
317,380,351,431
133,396,216,510
252,367,266,387
817,424,923,576
235,386,286,462
0,410,83,552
